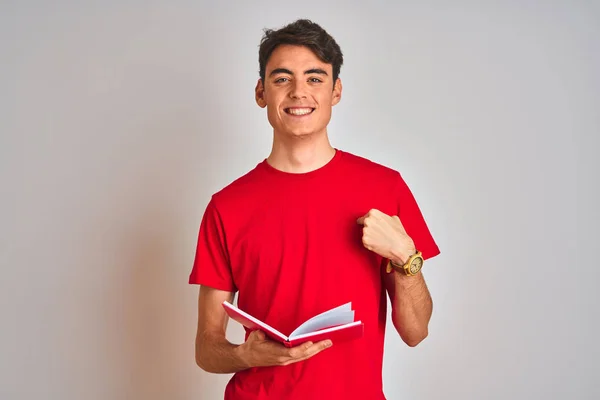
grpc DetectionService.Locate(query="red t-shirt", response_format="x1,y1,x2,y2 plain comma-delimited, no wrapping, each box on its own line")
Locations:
189,149,440,399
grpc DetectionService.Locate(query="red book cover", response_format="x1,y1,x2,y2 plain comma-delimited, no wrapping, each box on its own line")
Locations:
222,301,364,348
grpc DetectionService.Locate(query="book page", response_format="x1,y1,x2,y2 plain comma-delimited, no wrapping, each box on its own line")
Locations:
289,302,355,338
289,321,363,342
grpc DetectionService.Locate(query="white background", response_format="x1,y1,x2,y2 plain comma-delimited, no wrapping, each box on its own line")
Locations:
1,1,599,399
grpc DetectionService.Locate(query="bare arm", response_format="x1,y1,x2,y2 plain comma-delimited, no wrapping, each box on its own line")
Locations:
383,268,433,347
195,285,247,373
195,285,333,374
357,208,434,347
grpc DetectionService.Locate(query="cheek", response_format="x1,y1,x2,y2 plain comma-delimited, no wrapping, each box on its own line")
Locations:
318,105,333,121
265,106,282,127
269,106,281,117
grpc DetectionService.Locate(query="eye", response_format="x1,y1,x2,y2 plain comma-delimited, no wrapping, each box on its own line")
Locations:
274,77,289,83
309,77,322,83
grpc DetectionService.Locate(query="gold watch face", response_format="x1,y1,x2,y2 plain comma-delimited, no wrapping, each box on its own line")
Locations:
409,257,423,275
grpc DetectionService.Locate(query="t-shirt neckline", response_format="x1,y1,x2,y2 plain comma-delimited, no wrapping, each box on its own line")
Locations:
259,149,343,180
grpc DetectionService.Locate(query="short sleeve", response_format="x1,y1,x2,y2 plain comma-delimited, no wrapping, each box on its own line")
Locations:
394,173,440,260
188,197,237,292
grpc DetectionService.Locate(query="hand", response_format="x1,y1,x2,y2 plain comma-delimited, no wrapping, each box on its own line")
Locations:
238,330,332,368
356,208,416,264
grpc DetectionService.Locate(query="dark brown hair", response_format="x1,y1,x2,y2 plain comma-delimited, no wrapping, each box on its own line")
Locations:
258,19,344,85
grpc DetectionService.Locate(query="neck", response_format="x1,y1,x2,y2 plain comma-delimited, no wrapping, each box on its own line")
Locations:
267,131,336,173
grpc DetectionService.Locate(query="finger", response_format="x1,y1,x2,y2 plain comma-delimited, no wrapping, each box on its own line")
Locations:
286,340,314,359
271,341,312,365
285,340,333,365
295,340,332,359
393,215,407,232
369,208,379,215
358,208,383,225
309,339,333,355
255,330,266,340
248,330,266,342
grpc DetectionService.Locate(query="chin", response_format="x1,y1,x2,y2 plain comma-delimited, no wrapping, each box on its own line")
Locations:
286,131,319,140
283,126,326,138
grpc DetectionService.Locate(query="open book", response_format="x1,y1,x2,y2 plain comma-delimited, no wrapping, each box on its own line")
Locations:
222,301,364,348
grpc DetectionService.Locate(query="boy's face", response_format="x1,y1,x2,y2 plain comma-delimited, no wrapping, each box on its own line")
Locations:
255,44,342,139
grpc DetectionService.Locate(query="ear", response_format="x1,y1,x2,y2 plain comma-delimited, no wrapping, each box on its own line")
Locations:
332,78,342,106
255,79,267,108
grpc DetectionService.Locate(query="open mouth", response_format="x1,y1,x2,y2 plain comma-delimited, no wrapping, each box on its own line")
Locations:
285,107,315,116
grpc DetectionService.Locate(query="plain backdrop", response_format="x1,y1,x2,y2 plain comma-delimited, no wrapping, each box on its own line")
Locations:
1,1,599,399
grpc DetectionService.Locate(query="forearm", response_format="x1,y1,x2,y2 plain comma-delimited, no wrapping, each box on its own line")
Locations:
196,331,249,374
386,271,433,347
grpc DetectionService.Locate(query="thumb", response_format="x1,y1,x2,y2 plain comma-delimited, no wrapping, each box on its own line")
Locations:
250,330,266,341
356,215,366,225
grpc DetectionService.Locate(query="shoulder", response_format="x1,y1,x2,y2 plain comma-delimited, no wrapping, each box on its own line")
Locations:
210,162,267,209
338,150,401,184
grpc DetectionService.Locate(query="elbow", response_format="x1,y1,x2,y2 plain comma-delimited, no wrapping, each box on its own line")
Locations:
195,350,207,371
403,329,428,347
196,352,215,373
195,342,212,373
391,305,432,347
394,320,429,347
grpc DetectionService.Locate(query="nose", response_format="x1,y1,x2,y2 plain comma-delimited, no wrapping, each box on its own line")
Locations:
289,79,307,99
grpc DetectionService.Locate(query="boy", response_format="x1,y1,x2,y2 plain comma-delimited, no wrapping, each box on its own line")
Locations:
190,19,440,399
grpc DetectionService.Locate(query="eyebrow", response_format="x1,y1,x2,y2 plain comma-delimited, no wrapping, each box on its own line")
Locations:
269,68,329,77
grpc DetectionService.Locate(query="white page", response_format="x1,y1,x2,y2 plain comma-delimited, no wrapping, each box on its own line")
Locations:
290,303,354,338
291,320,363,341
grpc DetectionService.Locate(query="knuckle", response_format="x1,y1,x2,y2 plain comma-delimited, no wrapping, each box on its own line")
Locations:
288,349,300,358
277,356,289,364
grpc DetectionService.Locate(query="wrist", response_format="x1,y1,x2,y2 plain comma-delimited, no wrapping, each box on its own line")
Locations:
234,342,253,369
390,248,416,266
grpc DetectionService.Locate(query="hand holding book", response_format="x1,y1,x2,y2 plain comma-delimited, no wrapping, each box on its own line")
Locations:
227,301,364,368
237,329,333,368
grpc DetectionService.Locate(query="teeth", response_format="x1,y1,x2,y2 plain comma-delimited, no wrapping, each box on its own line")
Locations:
287,108,313,115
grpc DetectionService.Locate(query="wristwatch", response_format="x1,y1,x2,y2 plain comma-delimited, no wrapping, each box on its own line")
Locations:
387,251,424,276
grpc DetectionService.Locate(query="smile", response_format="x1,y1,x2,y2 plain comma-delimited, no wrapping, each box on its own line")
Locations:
285,108,315,116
